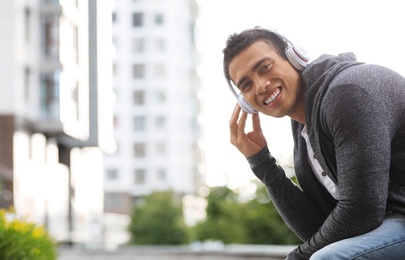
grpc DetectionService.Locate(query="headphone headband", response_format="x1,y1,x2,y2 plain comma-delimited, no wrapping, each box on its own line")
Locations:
224,27,309,114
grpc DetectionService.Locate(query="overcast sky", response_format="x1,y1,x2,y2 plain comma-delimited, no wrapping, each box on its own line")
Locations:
196,0,405,188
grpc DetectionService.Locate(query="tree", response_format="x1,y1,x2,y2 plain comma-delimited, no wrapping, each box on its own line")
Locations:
193,186,247,244
241,184,301,245
128,191,189,245
193,184,301,245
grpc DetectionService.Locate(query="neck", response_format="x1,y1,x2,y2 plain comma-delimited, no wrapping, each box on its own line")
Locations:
290,82,307,124
293,116,306,125
293,96,306,124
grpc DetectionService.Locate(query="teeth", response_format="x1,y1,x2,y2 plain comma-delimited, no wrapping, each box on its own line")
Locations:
264,88,280,105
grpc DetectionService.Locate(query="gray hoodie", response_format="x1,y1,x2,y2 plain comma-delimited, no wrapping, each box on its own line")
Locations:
247,53,405,259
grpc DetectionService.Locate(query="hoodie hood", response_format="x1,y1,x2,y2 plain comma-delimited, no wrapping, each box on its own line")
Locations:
302,52,363,128
303,52,359,89
300,52,363,184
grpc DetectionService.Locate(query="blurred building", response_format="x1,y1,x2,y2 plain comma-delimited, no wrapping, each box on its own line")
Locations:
104,0,203,219
0,0,115,246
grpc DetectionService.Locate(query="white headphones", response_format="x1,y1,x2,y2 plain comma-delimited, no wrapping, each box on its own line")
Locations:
224,27,310,114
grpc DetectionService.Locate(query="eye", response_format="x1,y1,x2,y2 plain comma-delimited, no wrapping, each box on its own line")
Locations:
240,81,252,92
260,63,272,74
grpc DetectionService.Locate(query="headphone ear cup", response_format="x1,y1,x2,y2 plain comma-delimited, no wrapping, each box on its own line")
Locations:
285,45,309,71
238,93,257,114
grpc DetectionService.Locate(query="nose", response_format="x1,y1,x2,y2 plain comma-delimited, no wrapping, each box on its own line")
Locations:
256,78,270,94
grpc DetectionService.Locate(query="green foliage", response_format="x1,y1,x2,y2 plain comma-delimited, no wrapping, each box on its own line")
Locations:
193,185,301,245
241,185,301,245
128,185,301,246
193,186,247,244
0,208,57,260
128,191,189,245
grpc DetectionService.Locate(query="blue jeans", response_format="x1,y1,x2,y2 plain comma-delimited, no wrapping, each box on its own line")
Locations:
310,212,405,260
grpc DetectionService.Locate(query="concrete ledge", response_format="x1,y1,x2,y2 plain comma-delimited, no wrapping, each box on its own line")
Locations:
58,245,296,260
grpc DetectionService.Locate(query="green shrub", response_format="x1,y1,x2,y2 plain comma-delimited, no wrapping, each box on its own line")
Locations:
193,185,301,245
129,191,189,245
0,208,57,260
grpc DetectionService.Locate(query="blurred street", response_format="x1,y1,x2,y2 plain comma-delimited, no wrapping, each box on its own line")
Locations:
58,245,295,260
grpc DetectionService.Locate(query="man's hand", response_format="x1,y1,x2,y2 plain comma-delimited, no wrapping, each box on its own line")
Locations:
229,104,267,157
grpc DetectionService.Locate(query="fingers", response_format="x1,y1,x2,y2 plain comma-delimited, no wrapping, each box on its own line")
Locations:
229,104,247,146
238,109,248,135
229,104,265,157
229,104,241,144
252,112,262,132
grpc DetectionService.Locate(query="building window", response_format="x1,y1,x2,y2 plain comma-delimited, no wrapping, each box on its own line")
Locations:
113,63,118,76
71,83,79,121
115,143,120,154
133,38,145,53
134,116,146,132
113,38,118,50
113,88,118,104
157,169,166,180
133,90,145,105
155,38,165,52
156,142,166,155
113,115,119,127
40,15,59,61
155,91,166,103
133,64,145,78
24,7,31,41
106,169,119,180
155,116,165,129
134,169,146,184
134,143,146,157
24,67,30,101
132,12,144,27
154,14,164,25
105,193,124,210
73,25,79,62
155,64,165,78
40,71,60,120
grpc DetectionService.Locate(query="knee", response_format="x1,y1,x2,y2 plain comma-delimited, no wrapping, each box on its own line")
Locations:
310,249,326,260
310,246,341,260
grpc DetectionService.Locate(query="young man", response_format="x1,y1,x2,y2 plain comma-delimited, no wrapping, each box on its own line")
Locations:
225,28,405,259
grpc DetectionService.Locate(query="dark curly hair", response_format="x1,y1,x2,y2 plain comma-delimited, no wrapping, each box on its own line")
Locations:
223,28,288,82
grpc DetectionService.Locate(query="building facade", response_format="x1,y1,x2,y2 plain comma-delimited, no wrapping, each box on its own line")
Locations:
104,0,203,216
0,0,115,246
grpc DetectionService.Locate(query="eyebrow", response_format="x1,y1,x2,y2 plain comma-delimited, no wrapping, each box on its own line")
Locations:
235,57,273,89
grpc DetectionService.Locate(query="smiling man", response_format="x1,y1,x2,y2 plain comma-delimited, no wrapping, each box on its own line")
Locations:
224,28,405,260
